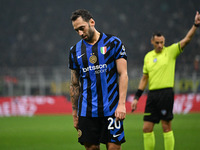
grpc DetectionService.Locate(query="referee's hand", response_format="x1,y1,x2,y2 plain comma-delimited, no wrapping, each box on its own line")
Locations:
131,99,138,112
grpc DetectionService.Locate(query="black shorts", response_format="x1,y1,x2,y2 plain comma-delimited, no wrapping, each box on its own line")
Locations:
144,88,174,123
78,115,125,145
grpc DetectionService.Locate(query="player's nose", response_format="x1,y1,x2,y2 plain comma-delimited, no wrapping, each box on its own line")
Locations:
77,30,83,36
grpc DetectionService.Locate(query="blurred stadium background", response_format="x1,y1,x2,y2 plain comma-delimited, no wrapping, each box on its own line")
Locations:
1,1,200,150
0,0,200,96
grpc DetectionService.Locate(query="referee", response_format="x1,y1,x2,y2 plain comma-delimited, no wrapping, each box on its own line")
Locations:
131,11,200,150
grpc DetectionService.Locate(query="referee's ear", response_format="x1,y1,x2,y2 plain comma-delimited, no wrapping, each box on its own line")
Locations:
151,38,154,44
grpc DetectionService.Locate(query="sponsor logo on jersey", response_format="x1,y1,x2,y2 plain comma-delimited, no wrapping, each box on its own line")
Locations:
82,64,107,74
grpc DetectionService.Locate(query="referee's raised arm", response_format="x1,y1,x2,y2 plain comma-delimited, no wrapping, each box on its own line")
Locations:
180,11,200,49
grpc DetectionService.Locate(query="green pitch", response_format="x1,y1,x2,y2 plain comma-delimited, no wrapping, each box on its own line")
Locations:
0,114,200,150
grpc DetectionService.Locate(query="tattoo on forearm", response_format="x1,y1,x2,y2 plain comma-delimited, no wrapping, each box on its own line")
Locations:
70,70,80,110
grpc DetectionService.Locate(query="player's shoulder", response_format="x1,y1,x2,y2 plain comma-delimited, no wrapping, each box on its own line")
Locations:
70,40,83,52
103,32,122,42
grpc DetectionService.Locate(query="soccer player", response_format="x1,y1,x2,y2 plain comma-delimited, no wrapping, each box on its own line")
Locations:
69,9,128,150
131,11,200,150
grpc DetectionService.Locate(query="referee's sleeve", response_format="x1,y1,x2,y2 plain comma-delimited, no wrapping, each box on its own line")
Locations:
143,56,148,74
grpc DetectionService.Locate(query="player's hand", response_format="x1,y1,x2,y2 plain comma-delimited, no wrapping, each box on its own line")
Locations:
72,110,79,130
115,103,126,121
194,11,200,25
131,99,138,112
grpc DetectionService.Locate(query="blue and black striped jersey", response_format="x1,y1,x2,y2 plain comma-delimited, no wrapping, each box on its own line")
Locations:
69,32,127,117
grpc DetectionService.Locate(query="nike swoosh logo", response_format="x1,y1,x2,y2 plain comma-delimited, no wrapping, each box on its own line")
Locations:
77,53,85,59
113,134,121,138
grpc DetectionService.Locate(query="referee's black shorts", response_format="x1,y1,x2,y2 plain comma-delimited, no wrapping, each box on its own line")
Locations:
144,88,174,123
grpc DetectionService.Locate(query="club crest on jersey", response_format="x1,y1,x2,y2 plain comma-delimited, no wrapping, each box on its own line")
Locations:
100,46,107,55
153,58,157,63
89,54,97,64
77,129,82,138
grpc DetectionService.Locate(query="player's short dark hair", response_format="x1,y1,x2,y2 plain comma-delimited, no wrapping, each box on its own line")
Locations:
71,9,93,22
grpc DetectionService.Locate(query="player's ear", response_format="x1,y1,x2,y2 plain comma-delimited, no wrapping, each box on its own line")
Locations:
89,18,95,27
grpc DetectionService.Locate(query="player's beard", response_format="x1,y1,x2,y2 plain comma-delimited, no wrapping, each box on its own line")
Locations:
84,25,94,42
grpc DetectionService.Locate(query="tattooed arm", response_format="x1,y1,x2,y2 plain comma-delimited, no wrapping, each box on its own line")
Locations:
70,70,80,130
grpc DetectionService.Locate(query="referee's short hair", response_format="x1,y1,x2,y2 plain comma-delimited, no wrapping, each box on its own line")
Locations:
152,32,164,39
71,9,93,22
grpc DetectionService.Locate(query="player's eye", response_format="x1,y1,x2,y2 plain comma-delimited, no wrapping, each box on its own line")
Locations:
75,26,84,32
79,27,84,31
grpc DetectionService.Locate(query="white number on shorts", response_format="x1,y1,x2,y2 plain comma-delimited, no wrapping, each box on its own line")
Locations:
108,117,121,130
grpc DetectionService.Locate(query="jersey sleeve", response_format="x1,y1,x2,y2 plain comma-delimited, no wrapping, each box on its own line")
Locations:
143,54,148,74
68,46,78,70
168,42,183,59
114,37,127,60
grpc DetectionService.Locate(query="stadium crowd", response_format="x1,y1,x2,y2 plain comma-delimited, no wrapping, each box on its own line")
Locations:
0,0,199,72
0,0,200,96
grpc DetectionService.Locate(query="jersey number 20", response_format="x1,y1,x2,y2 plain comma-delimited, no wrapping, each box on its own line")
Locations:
108,117,121,130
